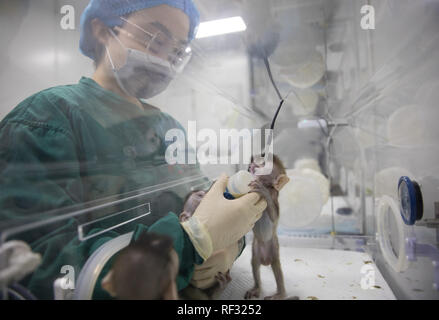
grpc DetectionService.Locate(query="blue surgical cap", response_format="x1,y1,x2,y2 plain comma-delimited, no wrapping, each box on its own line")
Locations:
79,0,200,61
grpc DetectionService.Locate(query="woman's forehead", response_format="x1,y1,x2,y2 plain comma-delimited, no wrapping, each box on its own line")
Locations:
124,5,190,42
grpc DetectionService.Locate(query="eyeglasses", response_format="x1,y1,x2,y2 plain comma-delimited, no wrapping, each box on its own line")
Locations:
114,17,193,73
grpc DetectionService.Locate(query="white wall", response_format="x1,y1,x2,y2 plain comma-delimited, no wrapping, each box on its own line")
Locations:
0,0,92,120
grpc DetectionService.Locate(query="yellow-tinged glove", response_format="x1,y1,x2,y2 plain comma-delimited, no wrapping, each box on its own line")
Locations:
181,174,267,261
190,241,240,289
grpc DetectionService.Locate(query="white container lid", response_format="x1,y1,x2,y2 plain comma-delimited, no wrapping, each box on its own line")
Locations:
294,158,322,173
279,169,328,228
284,89,319,116
387,104,439,146
279,51,325,89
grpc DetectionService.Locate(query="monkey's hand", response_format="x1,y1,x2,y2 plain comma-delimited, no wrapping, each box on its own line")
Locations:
203,270,232,300
215,270,232,289
244,287,261,299
248,180,276,220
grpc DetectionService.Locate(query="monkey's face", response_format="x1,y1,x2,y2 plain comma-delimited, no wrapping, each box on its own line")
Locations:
248,155,278,187
248,155,265,174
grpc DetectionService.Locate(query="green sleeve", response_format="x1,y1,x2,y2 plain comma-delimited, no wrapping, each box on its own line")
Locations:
131,212,203,291
0,93,83,225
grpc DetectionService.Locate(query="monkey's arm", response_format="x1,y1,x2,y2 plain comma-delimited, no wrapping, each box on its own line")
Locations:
249,180,278,222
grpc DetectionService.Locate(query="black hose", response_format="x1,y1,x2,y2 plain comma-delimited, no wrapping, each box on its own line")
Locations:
270,99,284,130
263,57,283,101
262,57,285,131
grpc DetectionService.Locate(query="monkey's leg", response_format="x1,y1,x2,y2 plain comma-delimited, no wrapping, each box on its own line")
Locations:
245,250,262,299
264,237,286,300
264,258,286,300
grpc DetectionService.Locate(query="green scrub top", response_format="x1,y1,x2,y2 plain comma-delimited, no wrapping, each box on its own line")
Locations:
0,77,207,299
0,77,201,221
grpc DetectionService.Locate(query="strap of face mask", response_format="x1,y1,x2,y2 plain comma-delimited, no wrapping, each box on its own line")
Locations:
105,46,116,70
109,28,125,48
105,29,125,70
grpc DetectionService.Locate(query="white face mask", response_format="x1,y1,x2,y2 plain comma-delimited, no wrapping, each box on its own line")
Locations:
106,29,176,100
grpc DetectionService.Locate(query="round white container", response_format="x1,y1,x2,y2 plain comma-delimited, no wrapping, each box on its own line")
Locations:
279,168,329,228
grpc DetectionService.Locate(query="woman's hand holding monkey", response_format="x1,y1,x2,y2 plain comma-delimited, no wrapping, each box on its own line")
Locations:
181,174,267,261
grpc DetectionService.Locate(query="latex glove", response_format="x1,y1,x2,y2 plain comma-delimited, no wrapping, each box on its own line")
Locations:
190,241,239,290
181,174,267,260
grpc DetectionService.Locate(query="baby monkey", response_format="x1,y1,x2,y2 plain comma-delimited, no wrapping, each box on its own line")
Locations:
245,154,290,300
101,232,179,300
179,190,233,300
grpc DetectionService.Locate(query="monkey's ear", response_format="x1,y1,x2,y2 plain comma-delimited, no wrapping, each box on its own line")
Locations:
274,174,290,191
101,270,117,297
